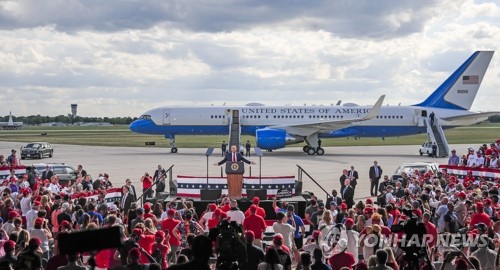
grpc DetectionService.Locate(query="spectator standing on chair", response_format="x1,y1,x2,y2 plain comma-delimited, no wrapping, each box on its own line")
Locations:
141,172,153,199
369,161,382,197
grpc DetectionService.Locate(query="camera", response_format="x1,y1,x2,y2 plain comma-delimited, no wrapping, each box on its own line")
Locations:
215,220,245,270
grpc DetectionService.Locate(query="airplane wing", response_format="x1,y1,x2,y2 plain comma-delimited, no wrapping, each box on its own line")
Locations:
440,111,500,126
267,95,385,137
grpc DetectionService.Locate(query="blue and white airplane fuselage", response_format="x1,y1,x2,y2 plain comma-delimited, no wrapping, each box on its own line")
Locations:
130,51,496,153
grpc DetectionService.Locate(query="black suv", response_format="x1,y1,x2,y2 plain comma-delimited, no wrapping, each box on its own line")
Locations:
27,163,84,184
20,142,53,159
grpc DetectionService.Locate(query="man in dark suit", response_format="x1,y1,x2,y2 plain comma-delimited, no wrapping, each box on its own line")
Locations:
41,165,54,180
215,145,255,166
339,169,348,192
121,185,134,215
341,179,355,209
369,160,383,196
348,165,359,191
221,141,227,156
125,179,137,201
325,189,342,207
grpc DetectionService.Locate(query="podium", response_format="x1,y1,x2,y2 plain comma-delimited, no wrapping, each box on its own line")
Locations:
225,161,244,198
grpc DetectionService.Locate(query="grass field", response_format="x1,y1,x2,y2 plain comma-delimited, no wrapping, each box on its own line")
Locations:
0,123,499,148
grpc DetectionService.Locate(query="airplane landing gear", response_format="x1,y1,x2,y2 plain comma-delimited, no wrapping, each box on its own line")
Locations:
167,135,178,153
303,145,325,155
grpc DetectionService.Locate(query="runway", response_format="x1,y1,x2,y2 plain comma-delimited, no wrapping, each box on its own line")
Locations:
1,141,473,201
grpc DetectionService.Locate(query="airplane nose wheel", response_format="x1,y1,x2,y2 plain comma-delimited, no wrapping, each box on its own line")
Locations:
316,148,325,155
307,147,316,155
171,147,178,153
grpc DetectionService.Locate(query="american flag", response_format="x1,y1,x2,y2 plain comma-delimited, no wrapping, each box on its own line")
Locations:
463,75,479,84
176,175,296,197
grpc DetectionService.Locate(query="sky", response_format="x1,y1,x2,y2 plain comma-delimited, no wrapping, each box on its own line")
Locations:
0,0,499,118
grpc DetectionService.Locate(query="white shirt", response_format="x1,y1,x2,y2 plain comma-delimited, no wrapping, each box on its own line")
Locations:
490,158,499,168
467,156,477,167
200,211,213,231
345,229,360,264
20,197,31,216
272,222,295,250
25,209,38,231
49,183,61,194
226,209,245,225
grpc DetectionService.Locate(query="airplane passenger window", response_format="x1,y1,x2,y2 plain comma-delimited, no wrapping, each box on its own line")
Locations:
400,116,403,119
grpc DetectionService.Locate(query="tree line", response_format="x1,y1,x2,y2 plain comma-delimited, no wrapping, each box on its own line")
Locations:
1,115,137,125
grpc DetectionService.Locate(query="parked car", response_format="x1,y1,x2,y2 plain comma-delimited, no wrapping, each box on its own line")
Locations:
20,142,53,159
27,163,82,184
419,142,434,156
392,162,440,182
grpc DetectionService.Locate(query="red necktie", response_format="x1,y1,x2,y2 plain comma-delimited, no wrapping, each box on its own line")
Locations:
232,153,236,162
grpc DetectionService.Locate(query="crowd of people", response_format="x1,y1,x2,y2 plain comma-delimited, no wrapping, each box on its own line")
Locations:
0,141,499,270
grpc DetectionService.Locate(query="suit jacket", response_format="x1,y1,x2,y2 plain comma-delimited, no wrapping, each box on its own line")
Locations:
325,196,342,207
369,166,383,180
339,174,348,191
218,152,251,165
121,192,134,215
42,170,54,180
342,185,355,208
349,170,359,187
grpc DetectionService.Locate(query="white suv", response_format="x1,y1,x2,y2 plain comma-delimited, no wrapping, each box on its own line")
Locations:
419,142,434,156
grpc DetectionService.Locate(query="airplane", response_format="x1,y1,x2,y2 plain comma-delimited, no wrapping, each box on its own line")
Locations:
1,112,23,130
130,51,496,156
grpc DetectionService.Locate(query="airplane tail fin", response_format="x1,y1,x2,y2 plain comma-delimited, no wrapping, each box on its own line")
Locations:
414,51,494,110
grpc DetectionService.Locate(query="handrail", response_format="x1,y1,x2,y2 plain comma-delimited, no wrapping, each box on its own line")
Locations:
297,165,331,199
137,165,174,204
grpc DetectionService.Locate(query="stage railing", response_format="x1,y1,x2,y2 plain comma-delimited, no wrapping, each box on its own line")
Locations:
297,164,331,199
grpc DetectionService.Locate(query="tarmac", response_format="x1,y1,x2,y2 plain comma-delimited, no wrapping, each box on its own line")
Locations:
1,141,476,201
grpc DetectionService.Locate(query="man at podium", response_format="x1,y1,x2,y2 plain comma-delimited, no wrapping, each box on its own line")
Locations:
214,145,255,199
215,145,255,166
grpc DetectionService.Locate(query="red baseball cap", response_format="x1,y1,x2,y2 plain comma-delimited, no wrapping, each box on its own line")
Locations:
344,218,354,227
457,191,467,199
8,211,19,219
143,203,151,211
35,218,44,225
29,237,41,248
3,240,15,252
366,198,373,205
155,231,165,239
476,202,484,211
413,209,422,218
209,203,217,211
252,197,260,204
167,209,176,216
245,230,255,239
273,233,284,244
132,228,145,238
340,203,347,210
250,205,257,211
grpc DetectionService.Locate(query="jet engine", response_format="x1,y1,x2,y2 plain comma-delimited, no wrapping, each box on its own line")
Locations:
255,129,304,150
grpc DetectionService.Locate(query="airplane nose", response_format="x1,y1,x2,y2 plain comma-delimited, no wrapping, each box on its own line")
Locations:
129,120,142,133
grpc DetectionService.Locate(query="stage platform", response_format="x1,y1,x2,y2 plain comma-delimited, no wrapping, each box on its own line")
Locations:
146,194,308,220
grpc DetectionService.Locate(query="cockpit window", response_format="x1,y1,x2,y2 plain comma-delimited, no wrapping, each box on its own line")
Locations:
139,115,151,120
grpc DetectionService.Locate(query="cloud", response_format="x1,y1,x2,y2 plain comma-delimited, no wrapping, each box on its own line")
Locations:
0,0,499,117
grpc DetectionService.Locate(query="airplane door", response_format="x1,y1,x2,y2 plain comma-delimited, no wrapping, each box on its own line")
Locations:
163,109,171,125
